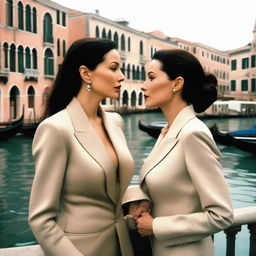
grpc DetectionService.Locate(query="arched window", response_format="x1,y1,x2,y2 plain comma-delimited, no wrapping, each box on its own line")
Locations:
121,63,125,74
18,2,24,30
25,47,31,69
102,28,106,38
114,32,119,49
132,65,135,80
138,92,143,105
10,86,20,119
7,0,13,27
107,30,112,40
62,40,66,57
57,39,60,56
131,91,136,107
136,66,140,80
101,99,106,105
25,5,31,31
28,86,35,108
10,44,16,72
43,13,53,43
141,66,146,81
44,48,54,75
140,40,143,55
18,46,24,73
120,34,125,51
128,37,131,52
127,64,130,79
151,46,153,58
122,90,128,106
43,87,51,106
3,43,9,68
32,49,37,69
95,26,100,38
32,7,37,33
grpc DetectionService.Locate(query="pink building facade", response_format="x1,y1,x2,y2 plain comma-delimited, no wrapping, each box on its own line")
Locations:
0,0,68,122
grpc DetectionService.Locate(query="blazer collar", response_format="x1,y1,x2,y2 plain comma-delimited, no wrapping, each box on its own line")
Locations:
66,97,133,205
140,105,196,183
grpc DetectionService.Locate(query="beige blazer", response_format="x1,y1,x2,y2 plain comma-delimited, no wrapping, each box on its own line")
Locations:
123,105,233,256
29,97,134,256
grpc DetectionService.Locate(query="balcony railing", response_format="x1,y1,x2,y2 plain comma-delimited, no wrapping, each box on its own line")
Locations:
0,206,255,255
0,67,9,84
24,69,39,81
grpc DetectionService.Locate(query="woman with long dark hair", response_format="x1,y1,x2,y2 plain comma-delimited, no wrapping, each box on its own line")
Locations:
29,38,134,256
124,49,233,256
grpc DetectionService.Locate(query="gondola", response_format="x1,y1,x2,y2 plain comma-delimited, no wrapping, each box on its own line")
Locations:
210,124,256,155
138,120,164,138
20,122,40,137
0,111,24,140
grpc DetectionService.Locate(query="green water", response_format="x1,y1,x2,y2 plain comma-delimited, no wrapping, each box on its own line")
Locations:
0,112,255,255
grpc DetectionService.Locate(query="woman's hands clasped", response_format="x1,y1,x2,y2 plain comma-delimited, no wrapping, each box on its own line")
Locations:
129,200,153,237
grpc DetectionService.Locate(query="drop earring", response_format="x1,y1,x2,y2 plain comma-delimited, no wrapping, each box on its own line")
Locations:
86,81,92,92
173,88,176,93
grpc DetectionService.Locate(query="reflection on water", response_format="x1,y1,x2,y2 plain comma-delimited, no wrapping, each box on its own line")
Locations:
0,113,255,254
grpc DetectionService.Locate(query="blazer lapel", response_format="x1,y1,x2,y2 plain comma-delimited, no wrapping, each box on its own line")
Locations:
101,110,134,203
66,98,117,204
140,105,196,184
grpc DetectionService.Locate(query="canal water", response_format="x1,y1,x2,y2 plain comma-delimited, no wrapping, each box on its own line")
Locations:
0,112,255,255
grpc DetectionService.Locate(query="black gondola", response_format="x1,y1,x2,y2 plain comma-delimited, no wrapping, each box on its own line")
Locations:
210,124,256,155
138,120,162,138
20,122,40,137
0,111,24,140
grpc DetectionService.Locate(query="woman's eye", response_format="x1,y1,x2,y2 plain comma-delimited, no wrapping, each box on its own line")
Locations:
110,66,117,71
149,76,154,81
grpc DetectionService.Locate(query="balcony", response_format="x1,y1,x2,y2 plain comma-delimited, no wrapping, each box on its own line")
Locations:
120,50,127,61
24,69,39,82
0,67,9,84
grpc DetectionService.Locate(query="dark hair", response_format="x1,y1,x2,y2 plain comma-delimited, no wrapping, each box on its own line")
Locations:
43,38,116,119
153,49,217,113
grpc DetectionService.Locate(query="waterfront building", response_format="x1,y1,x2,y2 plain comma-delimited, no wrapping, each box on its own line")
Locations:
0,0,68,122
0,1,255,122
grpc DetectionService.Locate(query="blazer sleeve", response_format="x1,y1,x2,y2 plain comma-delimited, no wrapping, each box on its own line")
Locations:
153,130,234,247
28,121,83,256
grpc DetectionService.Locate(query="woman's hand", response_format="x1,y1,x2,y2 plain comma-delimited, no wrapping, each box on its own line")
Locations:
136,212,153,237
129,200,151,220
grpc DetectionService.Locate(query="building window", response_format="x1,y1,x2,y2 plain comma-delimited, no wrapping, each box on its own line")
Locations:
18,46,24,73
62,40,66,57
121,63,125,74
128,37,131,52
251,55,256,68
252,78,256,92
3,43,9,68
62,12,66,26
56,10,60,25
231,80,236,91
132,65,135,80
241,80,248,91
25,5,32,31
25,47,31,69
102,28,106,38
10,44,16,72
107,30,112,40
32,49,37,69
231,60,237,71
18,2,24,30
136,66,140,80
43,13,53,43
95,26,100,38
139,40,143,55
141,66,146,81
7,0,13,27
44,48,54,75
57,39,60,56
127,64,130,79
28,86,35,108
121,34,125,51
114,32,119,48
242,58,249,69
32,7,37,33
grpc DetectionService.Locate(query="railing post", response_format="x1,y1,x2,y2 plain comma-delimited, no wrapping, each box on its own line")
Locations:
248,223,256,256
224,225,241,256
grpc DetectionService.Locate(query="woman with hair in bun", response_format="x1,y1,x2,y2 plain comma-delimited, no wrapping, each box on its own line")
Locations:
123,49,234,256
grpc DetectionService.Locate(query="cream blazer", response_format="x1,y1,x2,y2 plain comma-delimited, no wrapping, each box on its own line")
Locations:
123,105,233,256
29,98,134,256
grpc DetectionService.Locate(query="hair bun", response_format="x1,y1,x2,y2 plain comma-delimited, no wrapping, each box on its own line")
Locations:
193,73,218,113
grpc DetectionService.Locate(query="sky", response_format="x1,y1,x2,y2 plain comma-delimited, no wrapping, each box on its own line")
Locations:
54,0,256,51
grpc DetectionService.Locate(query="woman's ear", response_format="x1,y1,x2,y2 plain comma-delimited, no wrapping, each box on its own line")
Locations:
79,65,91,83
172,76,184,92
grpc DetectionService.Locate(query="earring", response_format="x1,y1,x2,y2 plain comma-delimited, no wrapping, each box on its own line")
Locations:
86,81,92,92
173,88,176,93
